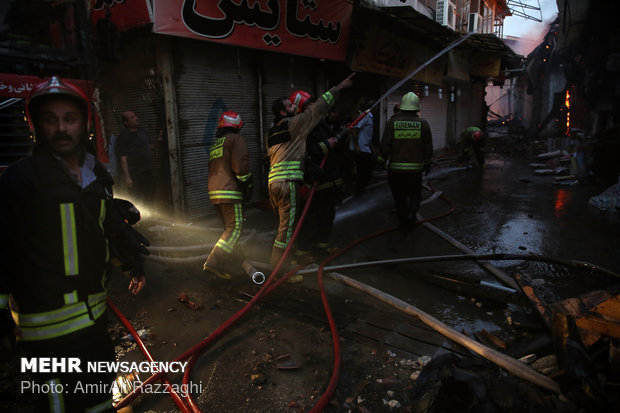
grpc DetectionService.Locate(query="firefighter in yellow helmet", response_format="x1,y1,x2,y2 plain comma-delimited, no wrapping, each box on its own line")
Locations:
203,111,252,279
378,92,433,239
0,76,149,412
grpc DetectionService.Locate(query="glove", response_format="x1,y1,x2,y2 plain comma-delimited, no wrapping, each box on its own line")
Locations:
242,180,253,202
112,198,141,225
237,173,253,202
108,199,150,275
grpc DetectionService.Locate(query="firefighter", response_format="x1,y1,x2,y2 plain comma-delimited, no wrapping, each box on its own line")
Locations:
203,111,252,279
267,74,354,279
0,76,149,412
295,100,344,263
458,126,485,166
378,91,433,239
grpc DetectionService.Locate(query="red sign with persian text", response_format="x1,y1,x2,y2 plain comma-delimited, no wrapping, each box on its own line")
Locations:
91,0,153,32
0,73,108,163
153,0,352,61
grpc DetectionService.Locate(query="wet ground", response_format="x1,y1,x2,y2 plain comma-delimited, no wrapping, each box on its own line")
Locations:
2,135,619,412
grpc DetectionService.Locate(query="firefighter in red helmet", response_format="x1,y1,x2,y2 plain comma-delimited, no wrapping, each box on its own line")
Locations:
0,76,149,412
266,74,354,279
289,90,312,114
458,126,486,166
203,111,252,279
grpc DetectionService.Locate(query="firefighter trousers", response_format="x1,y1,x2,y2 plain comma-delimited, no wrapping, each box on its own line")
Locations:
297,186,337,254
268,180,300,269
388,171,422,236
205,202,244,272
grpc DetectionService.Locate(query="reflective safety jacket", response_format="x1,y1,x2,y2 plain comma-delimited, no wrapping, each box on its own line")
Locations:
266,88,339,185
0,149,115,342
207,130,250,204
380,111,433,172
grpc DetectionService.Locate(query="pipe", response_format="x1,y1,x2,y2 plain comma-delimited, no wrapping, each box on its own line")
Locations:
295,253,619,280
242,260,266,285
326,271,562,394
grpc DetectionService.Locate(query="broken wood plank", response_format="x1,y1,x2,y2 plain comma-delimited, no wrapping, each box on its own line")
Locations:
515,274,553,329
575,315,620,339
590,294,620,321
475,329,507,350
329,271,561,393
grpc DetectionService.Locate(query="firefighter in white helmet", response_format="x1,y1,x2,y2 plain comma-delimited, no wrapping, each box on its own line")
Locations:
0,75,149,412
203,111,252,279
378,91,433,239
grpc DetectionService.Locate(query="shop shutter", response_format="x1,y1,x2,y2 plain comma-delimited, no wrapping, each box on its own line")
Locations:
419,86,448,150
175,40,260,221
261,52,316,134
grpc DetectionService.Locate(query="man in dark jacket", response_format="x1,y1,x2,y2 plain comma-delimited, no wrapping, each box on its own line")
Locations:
117,110,153,204
379,92,433,238
0,76,148,412
203,111,251,279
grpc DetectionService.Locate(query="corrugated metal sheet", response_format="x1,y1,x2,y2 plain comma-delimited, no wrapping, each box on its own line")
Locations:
100,36,167,192
175,40,261,221
261,52,316,133
420,86,448,150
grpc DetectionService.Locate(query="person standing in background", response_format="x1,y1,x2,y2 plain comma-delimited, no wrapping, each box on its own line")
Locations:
349,100,376,197
117,110,153,204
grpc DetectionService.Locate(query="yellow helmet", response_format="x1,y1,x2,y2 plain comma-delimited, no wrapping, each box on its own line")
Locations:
400,92,420,111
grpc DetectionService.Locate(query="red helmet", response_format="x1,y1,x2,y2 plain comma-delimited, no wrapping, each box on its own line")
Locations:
472,130,483,141
26,76,91,133
218,111,243,130
289,90,311,114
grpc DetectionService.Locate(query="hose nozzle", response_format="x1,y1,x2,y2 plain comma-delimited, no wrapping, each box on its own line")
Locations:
242,260,265,285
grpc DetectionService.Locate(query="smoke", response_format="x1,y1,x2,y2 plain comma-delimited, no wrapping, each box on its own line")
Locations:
503,0,559,56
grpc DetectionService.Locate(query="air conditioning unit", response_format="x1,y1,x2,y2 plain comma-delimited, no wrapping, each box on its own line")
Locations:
468,12,483,33
436,0,456,30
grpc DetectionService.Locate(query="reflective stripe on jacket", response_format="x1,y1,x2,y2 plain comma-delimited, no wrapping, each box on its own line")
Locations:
208,131,250,204
380,112,433,172
0,150,114,340
13,291,107,341
267,89,339,184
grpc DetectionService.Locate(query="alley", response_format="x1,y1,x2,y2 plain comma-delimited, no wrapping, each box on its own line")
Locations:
102,140,620,411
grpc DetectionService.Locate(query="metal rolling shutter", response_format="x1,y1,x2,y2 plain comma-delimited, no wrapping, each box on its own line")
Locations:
175,40,260,221
419,86,448,150
100,36,163,183
261,52,316,133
